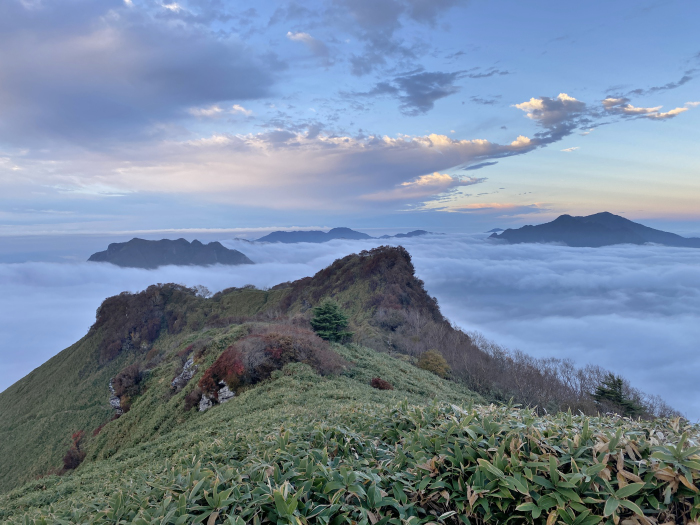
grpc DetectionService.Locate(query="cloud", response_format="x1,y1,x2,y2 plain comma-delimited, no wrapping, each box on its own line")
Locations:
603,97,690,120
189,105,225,118
463,161,498,170
351,69,462,115
0,1,276,145
628,70,696,96
514,93,587,128
334,0,463,75
362,172,485,201
4,235,697,419
561,147,579,152
10,130,541,211
442,203,544,215
286,31,333,65
231,105,253,116
464,68,510,79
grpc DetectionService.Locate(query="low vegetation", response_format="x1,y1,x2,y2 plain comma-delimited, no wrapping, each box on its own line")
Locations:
3,394,699,524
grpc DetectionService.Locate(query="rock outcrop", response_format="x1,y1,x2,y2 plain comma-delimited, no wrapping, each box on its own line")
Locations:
171,357,197,392
197,381,235,412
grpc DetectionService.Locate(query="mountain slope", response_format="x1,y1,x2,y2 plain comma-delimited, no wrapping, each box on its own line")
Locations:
0,246,678,496
88,238,254,268
490,211,700,247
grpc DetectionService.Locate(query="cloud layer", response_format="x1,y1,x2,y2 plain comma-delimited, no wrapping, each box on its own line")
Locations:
2,235,699,420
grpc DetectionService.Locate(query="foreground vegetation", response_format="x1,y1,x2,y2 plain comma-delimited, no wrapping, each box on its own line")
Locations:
2,365,698,524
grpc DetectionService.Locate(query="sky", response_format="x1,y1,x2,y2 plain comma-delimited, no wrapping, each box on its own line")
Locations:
0,0,699,234
2,235,699,420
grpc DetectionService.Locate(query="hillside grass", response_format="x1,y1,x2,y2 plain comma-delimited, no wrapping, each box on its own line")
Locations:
2,360,698,524
0,343,482,521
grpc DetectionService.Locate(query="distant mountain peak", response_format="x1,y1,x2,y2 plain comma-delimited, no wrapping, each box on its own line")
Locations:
88,238,254,268
255,227,430,244
490,212,700,248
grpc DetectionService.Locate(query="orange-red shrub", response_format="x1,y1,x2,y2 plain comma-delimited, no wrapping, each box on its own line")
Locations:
61,431,86,472
198,325,348,398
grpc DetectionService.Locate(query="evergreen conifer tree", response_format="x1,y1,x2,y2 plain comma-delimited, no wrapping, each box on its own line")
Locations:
593,373,643,417
310,301,353,342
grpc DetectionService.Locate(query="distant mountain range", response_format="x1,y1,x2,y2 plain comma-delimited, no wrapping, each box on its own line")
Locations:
255,227,429,243
88,238,254,268
490,212,700,248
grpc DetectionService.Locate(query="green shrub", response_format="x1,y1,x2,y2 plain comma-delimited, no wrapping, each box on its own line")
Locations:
417,349,450,378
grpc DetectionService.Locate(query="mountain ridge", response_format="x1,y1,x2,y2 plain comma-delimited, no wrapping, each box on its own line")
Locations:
255,227,430,243
88,238,254,268
490,211,700,248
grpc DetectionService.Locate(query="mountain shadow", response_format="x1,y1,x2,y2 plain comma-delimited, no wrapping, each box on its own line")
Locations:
490,212,700,248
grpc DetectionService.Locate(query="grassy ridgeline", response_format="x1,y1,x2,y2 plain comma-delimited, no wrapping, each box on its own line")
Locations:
1,346,698,524
0,343,481,520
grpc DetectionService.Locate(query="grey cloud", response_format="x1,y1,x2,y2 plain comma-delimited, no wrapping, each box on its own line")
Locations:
350,70,461,115
286,31,334,66
627,70,695,96
470,95,501,105
333,0,462,75
463,161,499,170
514,93,588,142
0,1,276,146
3,235,697,420
465,68,509,79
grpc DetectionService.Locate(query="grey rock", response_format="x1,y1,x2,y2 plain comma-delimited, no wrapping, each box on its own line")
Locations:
198,394,213,412
217,382,235,403
171,357,197,391
108,379,123,415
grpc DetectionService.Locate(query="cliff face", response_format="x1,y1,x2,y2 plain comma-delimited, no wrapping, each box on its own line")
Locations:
88,238,254,268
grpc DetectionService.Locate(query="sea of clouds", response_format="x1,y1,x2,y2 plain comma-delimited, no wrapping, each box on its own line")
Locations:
1,234,699,420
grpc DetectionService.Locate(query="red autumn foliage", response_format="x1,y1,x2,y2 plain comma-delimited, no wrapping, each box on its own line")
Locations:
197,324,348,398
61,431,86,472
370,377,394,390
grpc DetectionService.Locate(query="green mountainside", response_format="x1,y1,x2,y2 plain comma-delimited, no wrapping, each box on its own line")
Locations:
1,246,696,524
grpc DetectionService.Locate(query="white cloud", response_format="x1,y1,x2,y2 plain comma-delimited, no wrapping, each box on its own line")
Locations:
286,31,332,65
3,235,698,419
162,2,182,12
15,131,539,211
686,102,700,108
602,97,691,120
188,105,224,118
561,147,579,152
362,172,485,201
231,105,253,116
514,93,586,127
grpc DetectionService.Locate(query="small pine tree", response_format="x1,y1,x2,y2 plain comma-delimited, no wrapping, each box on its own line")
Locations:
417,349,450,378
310,301,353,342
593,373,643,417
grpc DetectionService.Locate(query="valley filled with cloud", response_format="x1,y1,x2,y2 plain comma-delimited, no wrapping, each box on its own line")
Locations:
2,235,698,419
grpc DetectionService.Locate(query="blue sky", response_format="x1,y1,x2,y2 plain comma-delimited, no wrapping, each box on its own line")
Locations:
0,0,698,235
